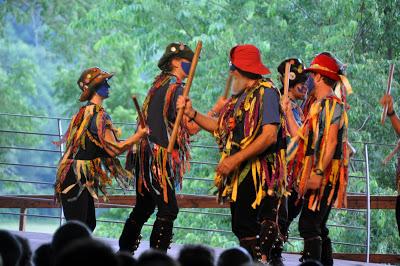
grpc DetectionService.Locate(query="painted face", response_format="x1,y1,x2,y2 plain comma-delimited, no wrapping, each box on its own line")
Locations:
293,83,307,100
181,61,191,75
96,81,110,98
304,75,315,95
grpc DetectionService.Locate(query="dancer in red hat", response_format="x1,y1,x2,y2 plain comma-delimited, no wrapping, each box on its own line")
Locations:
286,52,352,265
177,44,287,262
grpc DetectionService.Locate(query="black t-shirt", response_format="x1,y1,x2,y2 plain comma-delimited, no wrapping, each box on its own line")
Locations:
147,78,183,148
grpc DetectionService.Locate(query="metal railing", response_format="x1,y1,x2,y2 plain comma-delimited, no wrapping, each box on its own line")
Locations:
0,112,397,262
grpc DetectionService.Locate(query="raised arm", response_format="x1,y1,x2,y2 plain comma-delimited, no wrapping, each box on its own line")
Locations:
177,95,219,133
380,94,400,135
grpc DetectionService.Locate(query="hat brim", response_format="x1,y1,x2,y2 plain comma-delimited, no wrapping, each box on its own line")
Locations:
240,63,270,75
158,49,194,70
79,88,94,102
304,67,340,81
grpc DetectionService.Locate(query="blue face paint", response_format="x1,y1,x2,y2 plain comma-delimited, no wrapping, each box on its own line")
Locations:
305,75,315,94
96,81,110,98
181,61,191,75
297,84,308,94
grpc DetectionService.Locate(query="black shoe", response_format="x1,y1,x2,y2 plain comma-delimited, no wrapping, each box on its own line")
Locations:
150,218,174,252
118,218,143,254
300,236,322,262
268,242,284,266
321,237,333,266
239,237,262,262
259,220,279,258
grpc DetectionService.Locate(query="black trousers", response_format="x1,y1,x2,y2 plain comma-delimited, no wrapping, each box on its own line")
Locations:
127,157,179,225
230,174,280,239
60,168,96,231
278,190,303,237
299,183,338,239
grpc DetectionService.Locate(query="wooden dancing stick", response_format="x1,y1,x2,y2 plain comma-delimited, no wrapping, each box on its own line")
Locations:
383,139,400,165
132,95,152,149
283,60,293,98
132,96,146,129
167,41,203,153
223,73,233,99
381,63,395,125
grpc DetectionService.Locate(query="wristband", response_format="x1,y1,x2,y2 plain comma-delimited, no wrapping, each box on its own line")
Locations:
387,110,395,117
210,110,219,117
189,110,197,122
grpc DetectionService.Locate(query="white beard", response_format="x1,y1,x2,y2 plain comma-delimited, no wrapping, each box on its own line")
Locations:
231,76,246,95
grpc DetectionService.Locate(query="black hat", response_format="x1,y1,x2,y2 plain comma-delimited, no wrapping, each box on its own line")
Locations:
77,67,114,102
158,42,194,71
277,58,307,88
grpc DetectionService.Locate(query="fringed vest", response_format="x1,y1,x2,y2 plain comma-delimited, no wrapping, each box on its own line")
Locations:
129,73,191,203
214,79,287,209
287,95,349,211
55,104,132,202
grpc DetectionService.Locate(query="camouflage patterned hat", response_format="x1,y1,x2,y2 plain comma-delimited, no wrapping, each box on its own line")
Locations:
77,67,114,102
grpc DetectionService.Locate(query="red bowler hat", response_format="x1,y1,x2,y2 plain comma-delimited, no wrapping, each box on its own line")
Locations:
304,53,341,81
230,44,270,75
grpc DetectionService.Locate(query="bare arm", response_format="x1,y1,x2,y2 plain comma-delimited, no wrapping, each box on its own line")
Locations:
103,126,148,157
285,108,301,137
380,94,400,135
233,124,277,164
177,95,219,133
184,96,229,135
319,124,339,171
388,115,400,135
216,124,278,176
281,96,301,137
307,123,339,189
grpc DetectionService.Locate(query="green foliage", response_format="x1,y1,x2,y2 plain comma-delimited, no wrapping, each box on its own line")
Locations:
1,0,400,255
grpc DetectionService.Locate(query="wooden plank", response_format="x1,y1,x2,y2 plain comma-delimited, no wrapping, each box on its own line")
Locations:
0,194,397,209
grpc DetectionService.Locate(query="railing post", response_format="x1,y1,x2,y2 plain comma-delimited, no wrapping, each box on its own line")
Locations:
57,118,64,227
364,143,371,263
19,208,27,231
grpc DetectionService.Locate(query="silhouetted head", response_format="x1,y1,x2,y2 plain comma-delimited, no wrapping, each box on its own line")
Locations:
217,247,252,266
178,244,214,266
55,239,117,266
137,249,178,266
15,235,32,266
0,230,22,266
51,220,92,255
33,243,54,266
116,251,137,266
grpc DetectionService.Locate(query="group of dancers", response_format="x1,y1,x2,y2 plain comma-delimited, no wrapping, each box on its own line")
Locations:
54,42,362,265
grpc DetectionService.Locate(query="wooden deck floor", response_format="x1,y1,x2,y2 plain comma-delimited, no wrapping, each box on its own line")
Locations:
12,231,388,266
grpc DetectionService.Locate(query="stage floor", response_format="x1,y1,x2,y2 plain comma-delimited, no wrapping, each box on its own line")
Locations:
13,231,386,266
